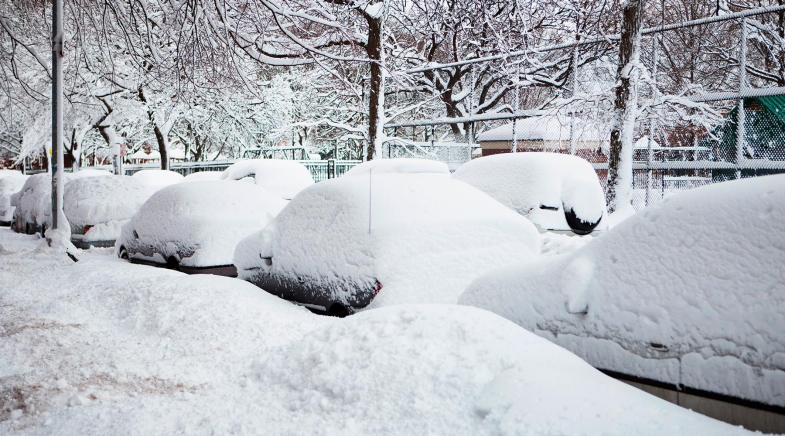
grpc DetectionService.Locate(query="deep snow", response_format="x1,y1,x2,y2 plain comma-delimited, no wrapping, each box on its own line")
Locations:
220,159,314,200
461,174,785,408
0,228,749,435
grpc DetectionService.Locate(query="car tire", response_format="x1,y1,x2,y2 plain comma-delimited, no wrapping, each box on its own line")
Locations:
564,206,601,235
326,303,351,318
166,255,179,270
118,246,129,260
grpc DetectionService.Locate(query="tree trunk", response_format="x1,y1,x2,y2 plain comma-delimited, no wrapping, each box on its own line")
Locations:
365,16,385,161
606,0,644,212
138,87,169,170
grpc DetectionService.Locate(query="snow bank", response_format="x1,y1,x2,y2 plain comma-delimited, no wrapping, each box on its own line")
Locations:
235,174,540,309
344,158,450,176
64,176,155,243
461,175,785,407
454,152,607,233
220,159,314,199
182,171,222,182
118,181,286,267
0,240,748,436
131,169,183,189
0,171,28,224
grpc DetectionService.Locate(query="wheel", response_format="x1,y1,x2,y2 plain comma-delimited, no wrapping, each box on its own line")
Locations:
326,303,351,318
564,206,601,235
166,255,179,269
118,246,130,260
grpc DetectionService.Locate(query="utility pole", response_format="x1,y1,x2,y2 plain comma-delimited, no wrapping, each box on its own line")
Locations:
50,0,65,236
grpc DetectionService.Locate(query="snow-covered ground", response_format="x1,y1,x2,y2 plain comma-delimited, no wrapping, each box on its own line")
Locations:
0,229,751,435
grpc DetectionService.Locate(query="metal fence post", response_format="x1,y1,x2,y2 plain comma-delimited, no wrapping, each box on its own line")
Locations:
736,17,747,179
50,0,64,233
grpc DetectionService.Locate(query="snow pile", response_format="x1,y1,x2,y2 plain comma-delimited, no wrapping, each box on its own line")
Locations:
118,181,286,267
182,171,222,182
461,175,785,407
131,169,183,189
64,176,155,243
220,159,314,199
454,152,607,232
235,174,540,308
70,169,112,179
0,170,28,224
0,240,748,436
344,158,450,176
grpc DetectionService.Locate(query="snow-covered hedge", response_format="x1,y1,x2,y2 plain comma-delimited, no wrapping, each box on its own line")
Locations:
64,176,155,243
220,159,314,200
234,173,540,311
118,180,287,267
344,158,450,177
461,175,785,407
453,152,607,233
0,170,28,224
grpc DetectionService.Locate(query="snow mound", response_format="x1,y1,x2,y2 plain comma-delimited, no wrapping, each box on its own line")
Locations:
220,159,314,199
344,158,450,176
461,174,785,407
119,181,287,267
454,152,607,232
235,174,540,308
64,176,155,242
70,169,112,179
131,169,183,189
0,171,28,223
182,171,222,182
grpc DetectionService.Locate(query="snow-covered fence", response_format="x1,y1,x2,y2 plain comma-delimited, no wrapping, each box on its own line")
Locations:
381,139,474,171
385,5,785,212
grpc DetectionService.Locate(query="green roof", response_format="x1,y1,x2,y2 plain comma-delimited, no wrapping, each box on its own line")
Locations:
757,95,785,125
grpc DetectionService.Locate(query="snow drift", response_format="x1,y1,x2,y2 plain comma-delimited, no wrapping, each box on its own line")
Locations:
453,152,607,234
235,173,541,311
460,174,785,408
220,159,314,200
118,181,287,268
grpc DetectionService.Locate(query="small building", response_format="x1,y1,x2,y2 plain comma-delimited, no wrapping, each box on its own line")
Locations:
477,115,607,162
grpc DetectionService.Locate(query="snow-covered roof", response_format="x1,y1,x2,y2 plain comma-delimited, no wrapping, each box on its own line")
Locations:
234,173,540,308
64,175,154,231
461,174,785,407
344,158,450,177
477,115,606,144
131,169,184,189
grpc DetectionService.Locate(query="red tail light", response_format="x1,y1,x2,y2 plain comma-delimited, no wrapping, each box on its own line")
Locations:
373,279,383,296
82,225,93,235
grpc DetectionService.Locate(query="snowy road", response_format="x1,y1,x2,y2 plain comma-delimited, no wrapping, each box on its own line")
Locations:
0,229,750,435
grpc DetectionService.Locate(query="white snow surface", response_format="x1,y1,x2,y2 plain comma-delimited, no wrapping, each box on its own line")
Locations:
130,169,184,189
344,158,450,177
182,171,222,182
454,153,607,231
0,229,748,435
118,181,286,267
220,159,314,200
460,175,785,407
0,170,28,223
64,176,155,241
235,173,541,307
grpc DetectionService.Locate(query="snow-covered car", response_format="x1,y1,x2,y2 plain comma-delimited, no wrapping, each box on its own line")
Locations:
344,158,450,176
131,169,184,189
453,152,607,234
11,170,111,235
0,170,28,226
234,173,541,315
460,174,785,410
220,159,314,199
64,175,155,248
117,180,287,276
183,171,222,182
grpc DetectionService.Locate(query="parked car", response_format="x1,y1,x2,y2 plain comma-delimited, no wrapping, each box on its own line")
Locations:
234,173,541,316
64,175,155,248
11,170,111,235
183,171,223,182
0,170,28,226
116,180,287,276
131,169,184,189
453,152,607,234
221,159,314,199
344,158,449,176
461,174,785,411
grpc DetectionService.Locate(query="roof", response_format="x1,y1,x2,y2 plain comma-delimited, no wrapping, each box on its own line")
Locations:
757,95,785,125
477,115,607,144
